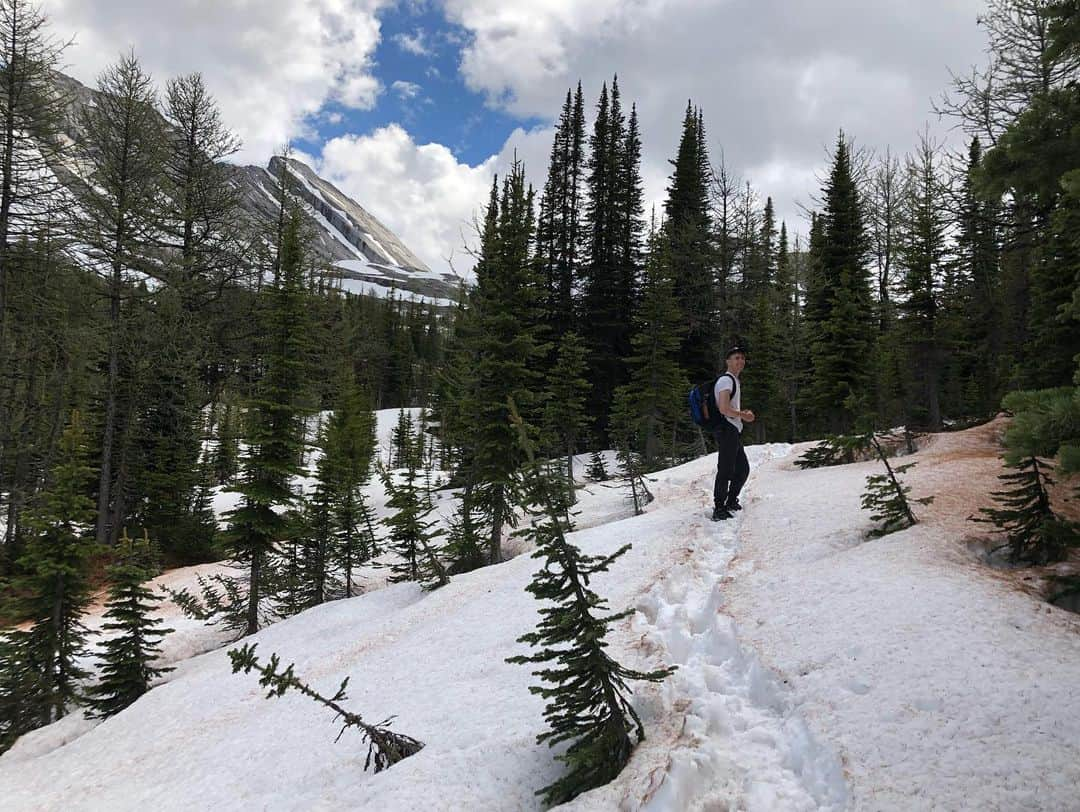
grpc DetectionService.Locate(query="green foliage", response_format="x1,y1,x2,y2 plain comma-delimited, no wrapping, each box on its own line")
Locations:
609,391,655,516
166,570,251,639
378,448,445,587
223,206,313,636
803,133,875,434
860,434,933,537
228,643,423,772
542,331,591,504
444,488,486,575
975,455,1077,564
586,451,610,482
3,411,97,727
665,103,715,379
464,162,546,564
87,530,174,718
795,433,873,469
610,231,687,468
506,399,674,805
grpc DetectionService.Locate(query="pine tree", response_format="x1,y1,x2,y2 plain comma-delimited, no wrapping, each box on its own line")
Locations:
581,78,639,440
897,135,947,430
506,399,674,805
542,331,591,504
466,163,545,564
87,530,173,718
860,434,933,536
536,84,586,341
229,643,423,772
975,454,1075,563
609,230,686,468
585,451,610,482
390,408,414,468
444,486,486,575
0,0,70,339
378,447,444,586
74,52,165,546
3,411,96,726
804,132,875,434
323,366,378,598
665,102,715,379
223,206,312,635
953,137,1002,416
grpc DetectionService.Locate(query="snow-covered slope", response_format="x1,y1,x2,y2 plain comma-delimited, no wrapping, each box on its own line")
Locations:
50,73,462,306
236,158,463,305
4,419,1080,810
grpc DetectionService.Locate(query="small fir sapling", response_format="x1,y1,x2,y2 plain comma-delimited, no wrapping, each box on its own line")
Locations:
586,450,610,481
228,643,423,772
795,433,872,469
377,451,445,586
166,570,253,639
505,398,675,806
444,486,487,575
973,455,1076,564
860,434,933,537
88,530,174,718
609,393,653,515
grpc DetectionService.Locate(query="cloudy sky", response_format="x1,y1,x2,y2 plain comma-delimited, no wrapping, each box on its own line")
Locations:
43,0,991,275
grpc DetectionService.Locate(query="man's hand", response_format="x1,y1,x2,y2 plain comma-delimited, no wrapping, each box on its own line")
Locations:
742,409,756,423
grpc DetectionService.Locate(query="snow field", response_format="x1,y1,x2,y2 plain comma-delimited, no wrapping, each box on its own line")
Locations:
1,429,850,811
725,445,1080,811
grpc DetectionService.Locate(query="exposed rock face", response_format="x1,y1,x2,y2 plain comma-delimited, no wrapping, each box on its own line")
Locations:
52,71,464,304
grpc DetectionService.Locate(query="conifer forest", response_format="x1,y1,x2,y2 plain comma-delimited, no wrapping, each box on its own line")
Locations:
1,0,1079,808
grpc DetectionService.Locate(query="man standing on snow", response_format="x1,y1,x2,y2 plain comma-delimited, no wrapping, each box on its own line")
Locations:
712,345,754,521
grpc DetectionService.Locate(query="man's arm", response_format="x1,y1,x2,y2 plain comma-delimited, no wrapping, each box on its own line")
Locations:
717,390,753,421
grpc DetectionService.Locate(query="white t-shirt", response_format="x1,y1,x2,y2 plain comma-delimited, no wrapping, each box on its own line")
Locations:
714,373,742,432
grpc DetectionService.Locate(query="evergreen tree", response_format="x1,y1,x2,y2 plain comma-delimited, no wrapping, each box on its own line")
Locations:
803,132,875,433
536,84,586,341
323,368,378,599
444,486,486,575
860,434,934,536
0,0,70,339
87,530,174,718
506,399,674,805
897,134,948,430
665,102,715,379
581,78,640,439
229,643,424,772
378,454,443,585
74,52,165,546
465,164,545,563
953,137,1002,417
542,331,591,503
585,451,610,482
224,206,312,636
3,411,96,726
976,454,1075,563
609,230,686,468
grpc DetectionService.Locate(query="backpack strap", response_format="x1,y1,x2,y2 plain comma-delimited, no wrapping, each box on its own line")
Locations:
717,372,737,403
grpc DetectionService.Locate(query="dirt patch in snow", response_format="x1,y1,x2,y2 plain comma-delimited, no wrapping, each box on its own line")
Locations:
908,414,1080,604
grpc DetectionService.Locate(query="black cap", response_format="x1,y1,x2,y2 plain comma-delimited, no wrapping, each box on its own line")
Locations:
725,344,748,358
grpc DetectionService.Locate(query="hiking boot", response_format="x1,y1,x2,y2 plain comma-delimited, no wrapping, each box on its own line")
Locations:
725,498,743,512
711,506,733,522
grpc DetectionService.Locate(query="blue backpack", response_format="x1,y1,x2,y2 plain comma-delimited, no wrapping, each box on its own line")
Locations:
688,373,737,429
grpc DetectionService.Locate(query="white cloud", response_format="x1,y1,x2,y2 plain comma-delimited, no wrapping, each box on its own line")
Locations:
442,0,990,237
316,124,506,277
43,0,388,163
393,29,431,56
392,80,422,100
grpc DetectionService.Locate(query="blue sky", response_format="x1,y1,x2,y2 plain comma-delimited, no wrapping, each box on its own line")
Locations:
45,0,992,276
296,3,544,166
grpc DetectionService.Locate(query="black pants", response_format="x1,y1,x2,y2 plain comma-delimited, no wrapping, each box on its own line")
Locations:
712,421,749,508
